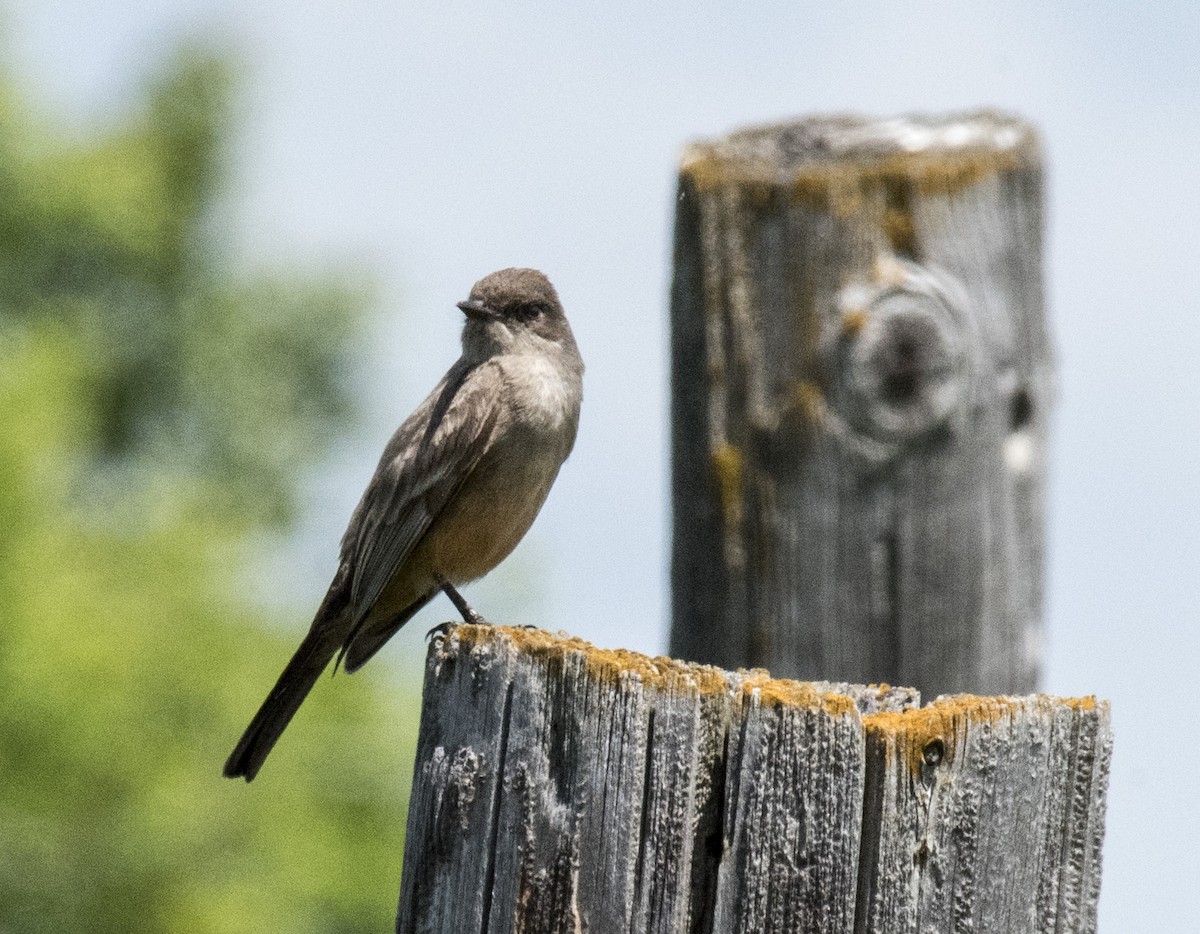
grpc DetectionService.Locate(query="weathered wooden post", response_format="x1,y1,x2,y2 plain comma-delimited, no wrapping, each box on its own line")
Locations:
669,111,1051,699
394,111,1109,933
396,626,1110,933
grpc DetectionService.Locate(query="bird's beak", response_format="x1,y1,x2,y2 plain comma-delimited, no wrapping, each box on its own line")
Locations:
457,299,494,320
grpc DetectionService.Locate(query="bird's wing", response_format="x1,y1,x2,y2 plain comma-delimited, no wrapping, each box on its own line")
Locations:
345,360,504,623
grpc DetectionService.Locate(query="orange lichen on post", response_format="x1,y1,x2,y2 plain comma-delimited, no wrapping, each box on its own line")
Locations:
738,671,857,718
679,145,775,196
863,693,1104,777
439,624,872,717
789,148,1028,217
677,146,729,192
791,379,826,427
446,623,731,696
1059,694,1101,712
680,129,1035,219
863,694,1004,777
710,442,745,531
881,205,917,256
841,308,869,337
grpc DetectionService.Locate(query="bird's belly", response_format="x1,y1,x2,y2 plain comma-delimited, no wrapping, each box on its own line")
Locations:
424,430,566,584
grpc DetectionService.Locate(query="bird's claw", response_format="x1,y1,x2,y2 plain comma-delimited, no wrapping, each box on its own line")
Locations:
426,621,456,641
437,578,493,627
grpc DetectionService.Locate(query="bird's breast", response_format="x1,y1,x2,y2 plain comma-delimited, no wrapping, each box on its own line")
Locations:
425,423,569,584
503,350,583,438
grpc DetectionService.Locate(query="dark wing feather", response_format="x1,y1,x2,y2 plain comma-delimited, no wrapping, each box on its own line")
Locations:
344,359,503,623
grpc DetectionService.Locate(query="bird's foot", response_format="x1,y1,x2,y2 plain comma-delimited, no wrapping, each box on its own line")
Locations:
438,579,491,627
425,621,456,641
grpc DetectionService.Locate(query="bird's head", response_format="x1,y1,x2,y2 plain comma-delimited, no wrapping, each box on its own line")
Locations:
457,268,577,356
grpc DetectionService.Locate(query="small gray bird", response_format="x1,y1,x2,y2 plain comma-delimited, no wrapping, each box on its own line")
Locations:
224,268,583,781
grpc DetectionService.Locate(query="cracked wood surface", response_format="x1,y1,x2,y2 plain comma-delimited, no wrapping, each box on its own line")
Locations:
395,626,1109,934
668,111,1052,700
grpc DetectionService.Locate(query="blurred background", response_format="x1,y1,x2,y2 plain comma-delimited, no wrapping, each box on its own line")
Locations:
1,2,1195,931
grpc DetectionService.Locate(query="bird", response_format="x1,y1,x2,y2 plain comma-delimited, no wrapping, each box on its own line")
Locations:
224,267,584,781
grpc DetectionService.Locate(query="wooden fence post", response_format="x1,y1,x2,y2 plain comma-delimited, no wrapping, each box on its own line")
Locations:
395,625,1109,934
669,111,1051,699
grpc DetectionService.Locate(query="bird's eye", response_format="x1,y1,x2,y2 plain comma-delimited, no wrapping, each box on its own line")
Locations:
522,302,547,319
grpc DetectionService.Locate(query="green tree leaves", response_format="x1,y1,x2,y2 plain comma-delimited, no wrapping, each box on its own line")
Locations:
0,45,415,933
0,45,365,525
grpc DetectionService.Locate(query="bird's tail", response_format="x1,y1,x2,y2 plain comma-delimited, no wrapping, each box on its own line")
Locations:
224,588,350,782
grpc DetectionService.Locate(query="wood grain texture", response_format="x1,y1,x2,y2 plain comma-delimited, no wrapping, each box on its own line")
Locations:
710,673,865,934
669,111,1052,700
396,626,1108,934
856,695,1112,934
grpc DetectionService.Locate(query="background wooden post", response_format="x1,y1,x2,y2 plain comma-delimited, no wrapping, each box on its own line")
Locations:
396,626,1109,934
669,111,1051,699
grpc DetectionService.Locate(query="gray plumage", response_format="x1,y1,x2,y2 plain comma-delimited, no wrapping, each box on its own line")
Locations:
224,268,583,781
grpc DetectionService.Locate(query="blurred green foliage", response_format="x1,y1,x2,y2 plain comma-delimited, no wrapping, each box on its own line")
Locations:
0,46,419,932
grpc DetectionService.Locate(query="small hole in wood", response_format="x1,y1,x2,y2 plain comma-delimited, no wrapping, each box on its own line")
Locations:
922,738,945,767
1010,387,1034,431
880,334,922,402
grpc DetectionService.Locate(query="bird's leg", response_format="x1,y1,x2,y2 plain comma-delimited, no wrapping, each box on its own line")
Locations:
438,577,488,626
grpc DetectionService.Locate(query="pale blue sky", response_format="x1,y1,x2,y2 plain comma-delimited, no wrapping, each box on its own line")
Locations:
9,2,1199,927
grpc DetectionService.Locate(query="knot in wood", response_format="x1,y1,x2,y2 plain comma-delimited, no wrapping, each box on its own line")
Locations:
831,263,973,447
922,737,946,767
